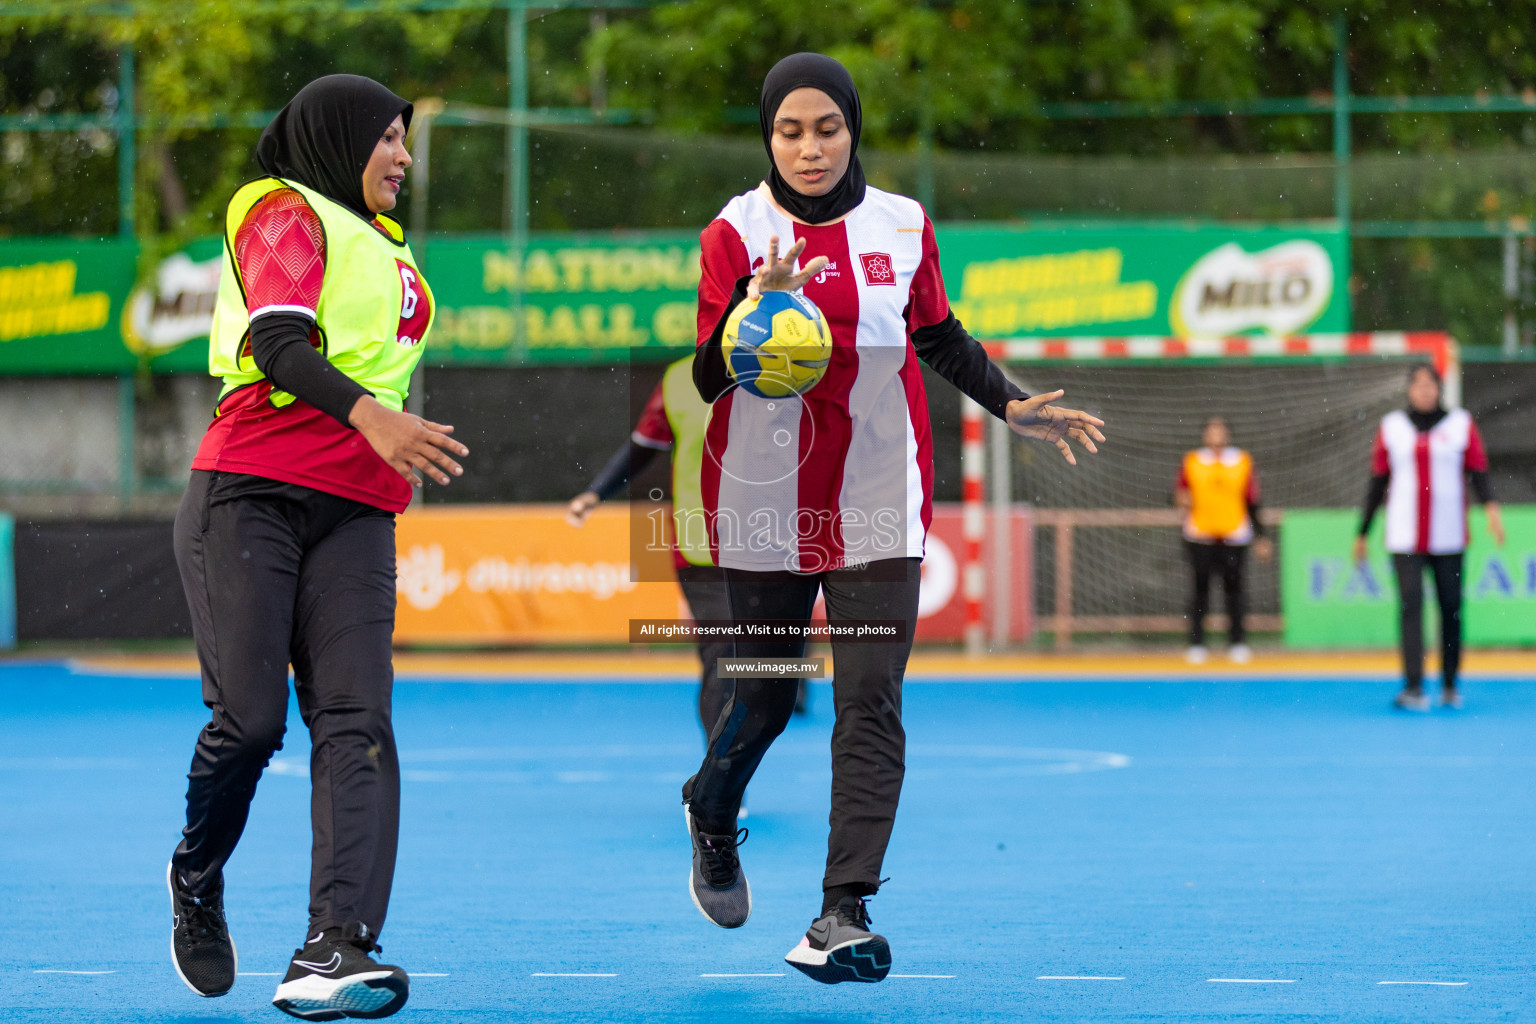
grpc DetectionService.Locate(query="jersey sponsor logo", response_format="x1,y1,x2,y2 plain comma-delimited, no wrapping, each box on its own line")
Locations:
812,260,840,285
394,259,430,346
859,252,895,286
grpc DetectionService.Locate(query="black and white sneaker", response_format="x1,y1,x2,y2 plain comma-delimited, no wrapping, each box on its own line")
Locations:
167,861,236,997
784,896,891,984
272,924,408,1021
685,806,751,928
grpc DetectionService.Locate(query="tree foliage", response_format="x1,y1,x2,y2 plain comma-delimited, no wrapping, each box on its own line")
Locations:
6,1,1536,344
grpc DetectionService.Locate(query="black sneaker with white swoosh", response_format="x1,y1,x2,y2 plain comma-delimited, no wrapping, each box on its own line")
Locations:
167,861,237,997
272,923,409,1020
784,896,892,984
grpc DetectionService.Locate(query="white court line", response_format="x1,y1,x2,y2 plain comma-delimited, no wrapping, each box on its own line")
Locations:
531,972,617,977
700,973,784,978
889,974,956,978
237,972,282,976
1378,980,1468,986
1038,975,1125,981
1209,978,1296,984
34,970,114,975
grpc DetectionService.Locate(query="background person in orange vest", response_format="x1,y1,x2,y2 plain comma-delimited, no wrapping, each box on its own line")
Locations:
1175,416,1272,664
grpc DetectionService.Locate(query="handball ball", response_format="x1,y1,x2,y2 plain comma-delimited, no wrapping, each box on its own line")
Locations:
722,290,832,398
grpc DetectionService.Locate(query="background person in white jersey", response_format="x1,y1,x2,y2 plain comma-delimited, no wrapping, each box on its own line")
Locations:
1355,363,1503,711
680,52,1106,984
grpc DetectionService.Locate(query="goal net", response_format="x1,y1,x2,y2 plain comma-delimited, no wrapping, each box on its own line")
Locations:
962,332,1458,649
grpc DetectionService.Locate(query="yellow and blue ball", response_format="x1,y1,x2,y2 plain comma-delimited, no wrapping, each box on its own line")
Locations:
721,290,833,399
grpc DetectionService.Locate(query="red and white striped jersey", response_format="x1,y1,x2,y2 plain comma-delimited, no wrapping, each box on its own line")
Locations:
1373,408,1489,554
697,183,950,572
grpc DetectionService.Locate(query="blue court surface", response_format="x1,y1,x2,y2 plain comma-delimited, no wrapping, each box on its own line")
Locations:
2,659,1534,1023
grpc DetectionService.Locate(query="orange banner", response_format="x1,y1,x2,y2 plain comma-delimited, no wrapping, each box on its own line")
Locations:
394,504,683,644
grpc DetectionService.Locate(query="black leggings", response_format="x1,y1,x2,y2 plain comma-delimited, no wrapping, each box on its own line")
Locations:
1186,541,1247,645
677,564,734,733
1392,552,1464,691
684,557,920,898
172,470,400,938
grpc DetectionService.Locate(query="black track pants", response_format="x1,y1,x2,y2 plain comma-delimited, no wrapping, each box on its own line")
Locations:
678,564,734,735
684,557,920,897
1392,552,1464,690
171,470,400,938
1186,540,1248,646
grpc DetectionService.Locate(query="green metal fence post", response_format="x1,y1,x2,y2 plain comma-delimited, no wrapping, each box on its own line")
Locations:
917,80,936,213
508,0,528,361
117,45,135,237
118,374,136,507
1332,12,1351,228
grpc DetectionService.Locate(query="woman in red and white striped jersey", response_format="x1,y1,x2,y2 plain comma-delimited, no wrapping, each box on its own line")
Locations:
1355,363,1503,711
680,52,1106,983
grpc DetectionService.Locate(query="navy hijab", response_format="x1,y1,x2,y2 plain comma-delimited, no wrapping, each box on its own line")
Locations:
759,53,867,224
257,74,412,221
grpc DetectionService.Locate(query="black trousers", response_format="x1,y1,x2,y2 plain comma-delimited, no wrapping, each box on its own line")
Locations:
1392,552,1464,691
684,557,920,897
677,564,734,733
172,470,400,938
1185,540,1248,645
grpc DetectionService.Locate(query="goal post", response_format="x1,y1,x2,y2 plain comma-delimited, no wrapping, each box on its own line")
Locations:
960,332,1460,653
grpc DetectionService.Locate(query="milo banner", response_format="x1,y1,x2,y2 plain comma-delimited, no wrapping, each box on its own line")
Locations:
942,224,1348,340
0,223,1349,373
1281,506,1536,649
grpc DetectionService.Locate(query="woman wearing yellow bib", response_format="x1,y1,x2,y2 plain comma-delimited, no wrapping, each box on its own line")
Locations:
166,75,467,1021
1175,416,1272,664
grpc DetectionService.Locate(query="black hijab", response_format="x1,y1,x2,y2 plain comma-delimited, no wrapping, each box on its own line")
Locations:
256,74,412,221
759,52,866,224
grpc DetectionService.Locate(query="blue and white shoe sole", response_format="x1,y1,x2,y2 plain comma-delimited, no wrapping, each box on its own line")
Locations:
167,860,237,997
785,936,892,984
272,971,409,1021
684,805,751,928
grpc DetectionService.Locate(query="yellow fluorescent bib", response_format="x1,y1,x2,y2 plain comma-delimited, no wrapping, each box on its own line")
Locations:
209,176,432,412
1182,448,1254,542
661,356,714,566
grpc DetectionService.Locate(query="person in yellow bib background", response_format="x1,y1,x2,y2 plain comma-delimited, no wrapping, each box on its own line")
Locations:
567,357,809,760
167,75,468,1021
1175,416,1272,664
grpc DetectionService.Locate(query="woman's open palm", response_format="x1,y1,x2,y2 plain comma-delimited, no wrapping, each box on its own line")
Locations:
748,235,829,299
1005,391,1106,466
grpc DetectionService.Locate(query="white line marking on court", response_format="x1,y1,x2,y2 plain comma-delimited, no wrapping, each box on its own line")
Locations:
889,974,956,978
1378,980,1467,986
34,970,115,975
531,972,617,977
1037,975,1125,981
237,972,282,976
1208,978,1296,984
700,973,784,978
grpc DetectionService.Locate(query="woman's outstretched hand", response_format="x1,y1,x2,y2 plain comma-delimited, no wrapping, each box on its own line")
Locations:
1005,391,1106,466
747,234,829,300
348,395,468,487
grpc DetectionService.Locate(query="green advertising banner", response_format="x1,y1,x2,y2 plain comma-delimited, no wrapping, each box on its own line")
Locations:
941,224,1349,340
0,238,138,373
1281,506,1536,649
0,222,1350,373
422,232,702,365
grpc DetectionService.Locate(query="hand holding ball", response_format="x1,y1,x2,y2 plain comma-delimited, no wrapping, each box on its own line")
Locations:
722,290,833,398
